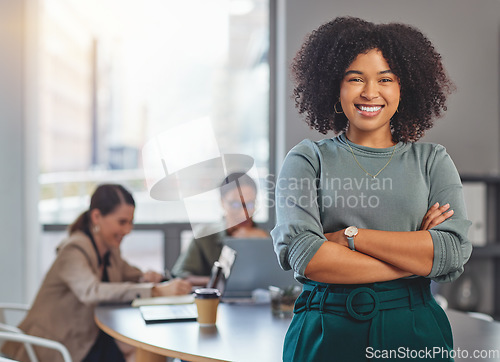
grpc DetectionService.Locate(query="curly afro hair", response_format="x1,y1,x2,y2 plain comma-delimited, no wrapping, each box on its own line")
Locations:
291,17,455,142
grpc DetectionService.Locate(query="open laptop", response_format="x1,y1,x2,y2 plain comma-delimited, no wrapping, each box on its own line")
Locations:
139,238,298,321
139,245,238,324
221,237,299,300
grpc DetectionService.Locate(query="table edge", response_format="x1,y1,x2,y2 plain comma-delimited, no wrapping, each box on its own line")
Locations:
94,311,228,362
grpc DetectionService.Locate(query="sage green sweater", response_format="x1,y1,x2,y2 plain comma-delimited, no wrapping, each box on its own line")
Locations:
271,134,472,284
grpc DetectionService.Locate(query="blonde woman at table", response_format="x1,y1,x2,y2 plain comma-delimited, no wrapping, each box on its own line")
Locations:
271,17,472,361
2,184,191,362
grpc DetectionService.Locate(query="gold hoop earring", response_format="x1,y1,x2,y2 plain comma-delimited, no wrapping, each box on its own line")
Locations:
334,101,343,114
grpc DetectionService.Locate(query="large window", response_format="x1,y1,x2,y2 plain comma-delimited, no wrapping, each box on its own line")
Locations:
39,0,270,226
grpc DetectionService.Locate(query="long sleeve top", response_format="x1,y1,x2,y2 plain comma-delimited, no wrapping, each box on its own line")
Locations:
172,225,226,278
271,134,472,284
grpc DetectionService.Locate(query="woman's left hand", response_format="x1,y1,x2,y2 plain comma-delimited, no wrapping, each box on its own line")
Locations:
140,271,164,283
420,202,454,230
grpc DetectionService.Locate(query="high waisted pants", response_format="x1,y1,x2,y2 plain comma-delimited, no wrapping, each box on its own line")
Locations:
283,278,453,361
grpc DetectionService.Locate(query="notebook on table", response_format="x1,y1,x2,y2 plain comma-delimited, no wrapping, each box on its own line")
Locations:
139,304,198,324
138,245,237,324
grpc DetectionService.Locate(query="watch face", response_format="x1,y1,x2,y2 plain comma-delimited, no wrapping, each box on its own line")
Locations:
345,226,358,237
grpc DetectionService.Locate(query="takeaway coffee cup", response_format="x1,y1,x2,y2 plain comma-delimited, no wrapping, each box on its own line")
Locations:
194,288,221,326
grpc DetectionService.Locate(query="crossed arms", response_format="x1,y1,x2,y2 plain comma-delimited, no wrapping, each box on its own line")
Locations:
304,203,454,284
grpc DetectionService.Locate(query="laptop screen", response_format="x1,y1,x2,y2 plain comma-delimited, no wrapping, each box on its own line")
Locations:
220,237,299,299
207,245,237,295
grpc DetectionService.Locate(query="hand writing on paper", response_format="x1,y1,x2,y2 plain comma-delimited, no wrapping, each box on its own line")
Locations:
140,271,164,283
152,278,192,296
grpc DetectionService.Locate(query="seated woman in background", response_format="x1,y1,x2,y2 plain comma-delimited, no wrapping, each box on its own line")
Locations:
2,184,192,362
172,172,268,286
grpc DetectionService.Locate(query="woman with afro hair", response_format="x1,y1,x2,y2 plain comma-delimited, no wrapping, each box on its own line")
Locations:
271,17,472,361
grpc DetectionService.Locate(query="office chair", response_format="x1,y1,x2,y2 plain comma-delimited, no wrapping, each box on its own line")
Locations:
0,356,17,361
0,331,72,362
0,322,37,362
433,294,448,310
0,304,30,325
467,311,494,322
0,303,72,362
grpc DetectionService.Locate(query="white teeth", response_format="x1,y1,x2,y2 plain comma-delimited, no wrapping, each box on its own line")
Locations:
359,106,382,112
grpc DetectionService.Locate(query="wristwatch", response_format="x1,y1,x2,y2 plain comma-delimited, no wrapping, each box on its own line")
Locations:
344,226,359,251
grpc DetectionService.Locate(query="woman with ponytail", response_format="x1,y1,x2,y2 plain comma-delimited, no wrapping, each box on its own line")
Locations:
3,184,191,362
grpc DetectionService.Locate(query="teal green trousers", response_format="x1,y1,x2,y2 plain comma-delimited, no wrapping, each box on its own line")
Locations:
283,278,453,361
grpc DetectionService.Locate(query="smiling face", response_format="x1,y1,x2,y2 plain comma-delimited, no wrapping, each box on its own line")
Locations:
340,48,401,146
92,203,134,251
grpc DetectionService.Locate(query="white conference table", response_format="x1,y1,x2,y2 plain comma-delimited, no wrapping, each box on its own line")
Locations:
95,303,500,362
95,302,291,362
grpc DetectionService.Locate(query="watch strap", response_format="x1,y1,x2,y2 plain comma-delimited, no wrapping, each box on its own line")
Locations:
347,236,355,251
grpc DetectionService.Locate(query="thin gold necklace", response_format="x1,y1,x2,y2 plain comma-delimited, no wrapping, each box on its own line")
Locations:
346,141,396,179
